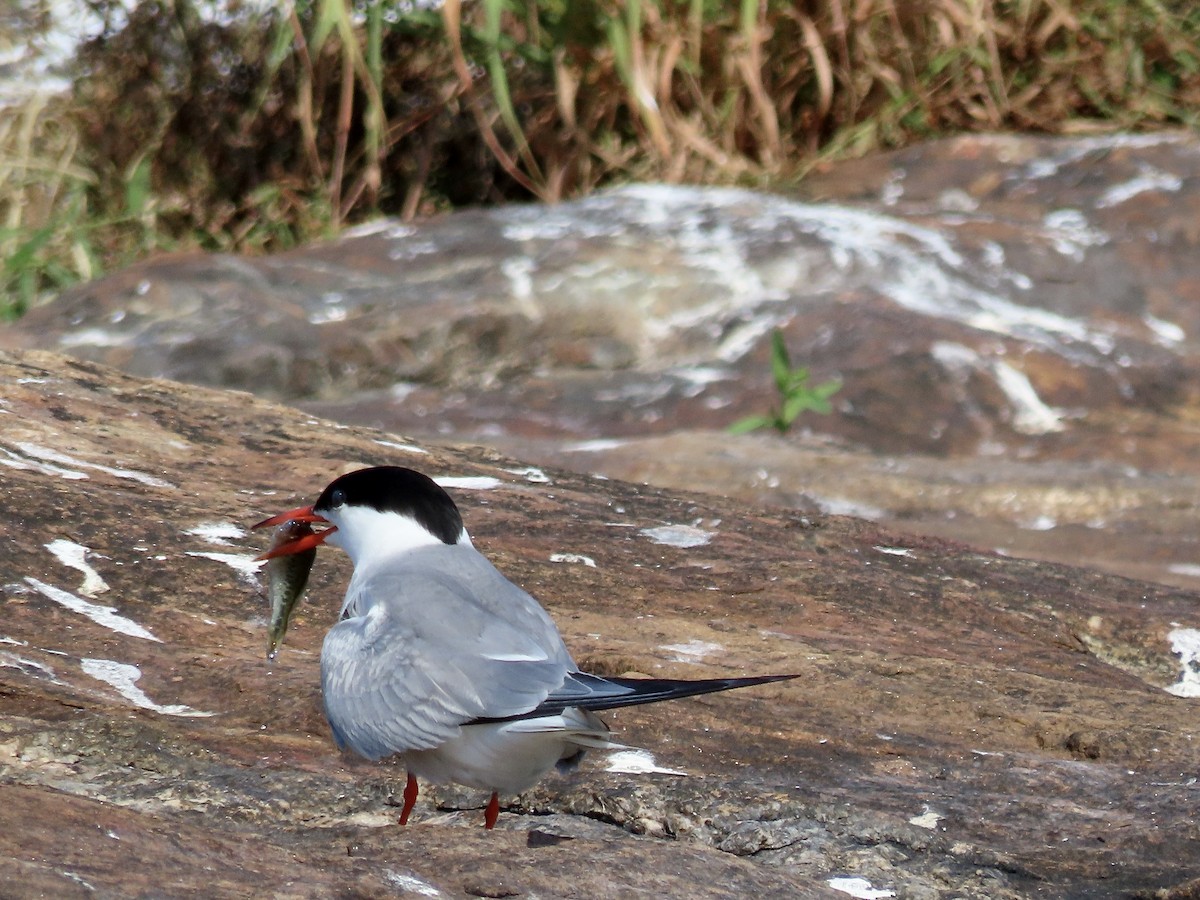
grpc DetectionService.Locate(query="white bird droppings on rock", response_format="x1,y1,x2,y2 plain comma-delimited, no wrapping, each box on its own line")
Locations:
433,475,502,490
505,466,551,483
382,871,441,896
0,444,88,479
185,551,263,585
1165,628,1200,698
185,522,246,546
25,577,160,642
640,524,715,548
909,806,943,829
14,442,175,488
80,658,214,717
659,639,723,661
45,538,109,596
826,876,896,899
374,439,428,454
549,553,596,568
604,749,688,776
0,652,63,684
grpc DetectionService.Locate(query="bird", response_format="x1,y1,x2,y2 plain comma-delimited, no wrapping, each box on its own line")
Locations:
254,465,794,829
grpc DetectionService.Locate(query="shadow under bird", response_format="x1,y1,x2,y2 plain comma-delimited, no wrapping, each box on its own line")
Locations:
254,465,795,829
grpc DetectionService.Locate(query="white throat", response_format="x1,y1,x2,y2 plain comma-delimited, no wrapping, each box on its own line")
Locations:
323,504,471,567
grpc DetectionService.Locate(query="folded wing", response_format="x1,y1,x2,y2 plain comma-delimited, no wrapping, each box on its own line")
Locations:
320,565,574,760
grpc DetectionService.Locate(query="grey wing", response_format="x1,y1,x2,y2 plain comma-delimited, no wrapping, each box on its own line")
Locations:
320,567,573,760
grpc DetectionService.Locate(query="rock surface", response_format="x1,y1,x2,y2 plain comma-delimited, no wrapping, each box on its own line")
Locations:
9,132,1200,593
1,350,1199,897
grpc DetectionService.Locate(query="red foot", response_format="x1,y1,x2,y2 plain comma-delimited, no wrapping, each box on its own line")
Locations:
398,772,418,825
484,791,499,830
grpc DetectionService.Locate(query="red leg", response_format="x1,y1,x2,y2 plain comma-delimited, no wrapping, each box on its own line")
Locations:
484,791,499,830
398,772,418,825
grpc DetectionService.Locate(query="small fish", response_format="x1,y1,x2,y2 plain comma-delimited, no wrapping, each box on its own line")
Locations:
264,519,317,659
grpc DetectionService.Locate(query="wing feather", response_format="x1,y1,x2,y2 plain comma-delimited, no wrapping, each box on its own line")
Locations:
320,555,573,761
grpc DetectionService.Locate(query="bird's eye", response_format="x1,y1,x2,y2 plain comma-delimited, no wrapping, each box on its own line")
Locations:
330,488,346,508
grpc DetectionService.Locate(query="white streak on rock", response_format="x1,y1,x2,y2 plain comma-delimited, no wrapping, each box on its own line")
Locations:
25,577,160,642
0,652,63,684
14,442,174,488
382,871,441,897
0,445,88,479
640,524,715,548
339,219,395,238
185,522,246,546
80,658,215,717
932,343,1065,434
505,466,551,484
58,328,131,348
549,553,596,568
1144,314,1185,346
605,749,687,776
186,551,262,585
1095,169,1182,208
990,361,1065,434
1041,209,1109,262
812,496,887,520
374,439,428,454
827,876,896,899
660,639,723,661
563,438,628,453
45,538,109,596
433,476,502,490
908,807,943,829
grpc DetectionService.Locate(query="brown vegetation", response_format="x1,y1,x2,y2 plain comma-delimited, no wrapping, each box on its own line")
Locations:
3,0,1199,317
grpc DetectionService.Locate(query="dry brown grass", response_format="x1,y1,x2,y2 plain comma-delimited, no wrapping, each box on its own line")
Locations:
3,0,1198,316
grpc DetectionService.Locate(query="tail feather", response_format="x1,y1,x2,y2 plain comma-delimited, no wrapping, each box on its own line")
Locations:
573,673,796,712
469,672,795,724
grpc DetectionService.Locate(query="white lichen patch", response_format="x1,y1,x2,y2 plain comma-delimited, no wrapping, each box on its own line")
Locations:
25,577,160,642
80,658,215,717
604,749,687,776
640,524,715,548
1165,628,1200,698
45,539,109,596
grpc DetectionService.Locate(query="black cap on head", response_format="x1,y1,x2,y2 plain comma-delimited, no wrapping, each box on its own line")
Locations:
314,466,463,545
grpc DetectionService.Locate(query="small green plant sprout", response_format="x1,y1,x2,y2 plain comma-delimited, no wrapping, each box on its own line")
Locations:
730,328,841,435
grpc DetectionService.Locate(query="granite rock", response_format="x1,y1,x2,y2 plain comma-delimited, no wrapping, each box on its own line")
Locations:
0,350,1197,897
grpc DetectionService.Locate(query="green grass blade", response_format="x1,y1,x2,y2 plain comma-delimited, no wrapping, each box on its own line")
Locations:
729,414,774,435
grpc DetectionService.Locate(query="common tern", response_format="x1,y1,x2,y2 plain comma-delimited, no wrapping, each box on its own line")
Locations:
255,465,794,829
